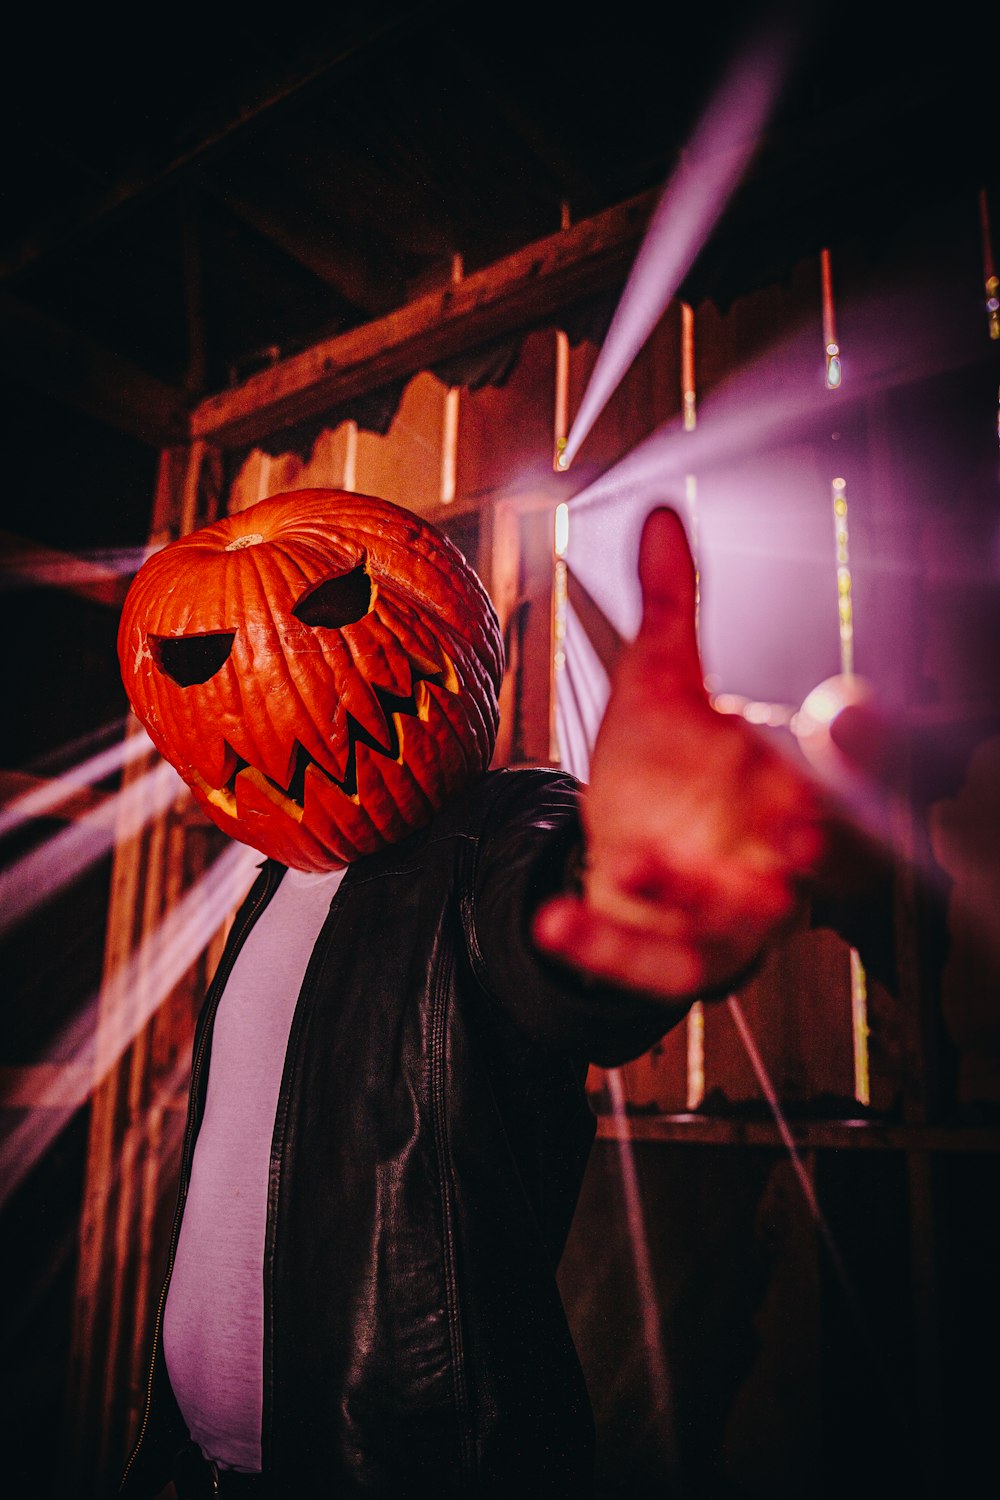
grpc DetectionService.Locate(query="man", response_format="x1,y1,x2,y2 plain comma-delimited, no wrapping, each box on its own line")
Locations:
116,494,839,1498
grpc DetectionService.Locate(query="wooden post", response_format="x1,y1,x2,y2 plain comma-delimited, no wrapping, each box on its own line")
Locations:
68,441,228,1492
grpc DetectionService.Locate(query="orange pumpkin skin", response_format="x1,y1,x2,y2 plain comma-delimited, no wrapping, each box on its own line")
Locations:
118,489,504,870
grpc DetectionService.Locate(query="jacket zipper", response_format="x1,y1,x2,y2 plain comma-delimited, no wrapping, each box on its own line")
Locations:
119,862,279,1492
429,936,474,1483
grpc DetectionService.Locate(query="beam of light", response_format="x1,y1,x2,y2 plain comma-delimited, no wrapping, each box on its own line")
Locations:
0,756,186,938
0,840,259,1207
555,532,887,1450
0,722,155,839
558,16,798,472
569,246,991,529
727,995,834,1238
22,717,131,778
552,565,677,1454
604,1065,678,1463
555,288,996,924
554,617,608,784
724,992,906,1426
0,534,147,604
820,248,842,388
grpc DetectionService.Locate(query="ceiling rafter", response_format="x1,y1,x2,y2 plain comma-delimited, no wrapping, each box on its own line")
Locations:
0,293,188,447
0,5,435,287
198,172,406,317
191,188,658,450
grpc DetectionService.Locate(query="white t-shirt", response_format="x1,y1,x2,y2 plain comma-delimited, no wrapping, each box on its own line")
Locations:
163,864,345,1472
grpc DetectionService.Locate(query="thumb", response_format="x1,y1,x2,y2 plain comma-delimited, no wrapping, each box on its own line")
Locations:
636,507,702,684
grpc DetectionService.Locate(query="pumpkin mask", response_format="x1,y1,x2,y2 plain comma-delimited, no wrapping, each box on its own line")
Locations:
118,489,504,870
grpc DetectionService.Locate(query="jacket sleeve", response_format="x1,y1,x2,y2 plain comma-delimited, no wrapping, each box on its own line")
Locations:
463,768,692,1065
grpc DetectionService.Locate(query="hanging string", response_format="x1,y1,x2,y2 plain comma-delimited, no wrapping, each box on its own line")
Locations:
820,248,842,388
824,238,871,1105
979,188,999,341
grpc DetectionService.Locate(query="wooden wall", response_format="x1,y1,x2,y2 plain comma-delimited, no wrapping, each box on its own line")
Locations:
65,198,1000,1497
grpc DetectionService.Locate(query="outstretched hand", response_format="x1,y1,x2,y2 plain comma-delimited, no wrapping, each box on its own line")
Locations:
532,507,827,999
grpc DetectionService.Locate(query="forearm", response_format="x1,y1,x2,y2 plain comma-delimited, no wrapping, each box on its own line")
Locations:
468,771,689,1064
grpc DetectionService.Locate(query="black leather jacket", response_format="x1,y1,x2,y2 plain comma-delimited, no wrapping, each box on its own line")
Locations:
120,769,682,1498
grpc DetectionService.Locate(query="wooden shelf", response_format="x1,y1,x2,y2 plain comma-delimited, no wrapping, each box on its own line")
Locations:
595,1112,1000,1153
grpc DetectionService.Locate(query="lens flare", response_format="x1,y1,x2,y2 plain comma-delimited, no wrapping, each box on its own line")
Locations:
0,841,258,1206
793,672,874,783
0,756,186,939
604,1068,678,1449
0,723,154,840
561,18,799,470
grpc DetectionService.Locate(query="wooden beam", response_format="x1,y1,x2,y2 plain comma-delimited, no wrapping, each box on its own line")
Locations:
191,189,658,450
0,294,188,447
0,770,114,823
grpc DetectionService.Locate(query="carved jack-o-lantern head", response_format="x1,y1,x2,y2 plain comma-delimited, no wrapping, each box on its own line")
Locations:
118,489,504,870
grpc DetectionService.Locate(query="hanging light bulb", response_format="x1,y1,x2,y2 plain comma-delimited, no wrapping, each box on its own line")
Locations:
821,249,842,388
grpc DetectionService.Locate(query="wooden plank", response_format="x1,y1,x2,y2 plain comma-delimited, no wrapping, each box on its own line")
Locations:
191,190,658,450
595,1113,1000,1153
354,371,447,515
68,442,225,1492
454,325,558,503
0,770,113,823
0,293,187,447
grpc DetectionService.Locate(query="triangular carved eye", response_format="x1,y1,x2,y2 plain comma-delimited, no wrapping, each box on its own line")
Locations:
150,632,236,687
292,562,372,629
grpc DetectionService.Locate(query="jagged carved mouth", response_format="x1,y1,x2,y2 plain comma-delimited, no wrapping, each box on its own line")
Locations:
192,660,457,824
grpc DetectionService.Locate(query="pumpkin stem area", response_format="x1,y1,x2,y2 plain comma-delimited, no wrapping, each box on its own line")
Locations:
225,533,264,551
